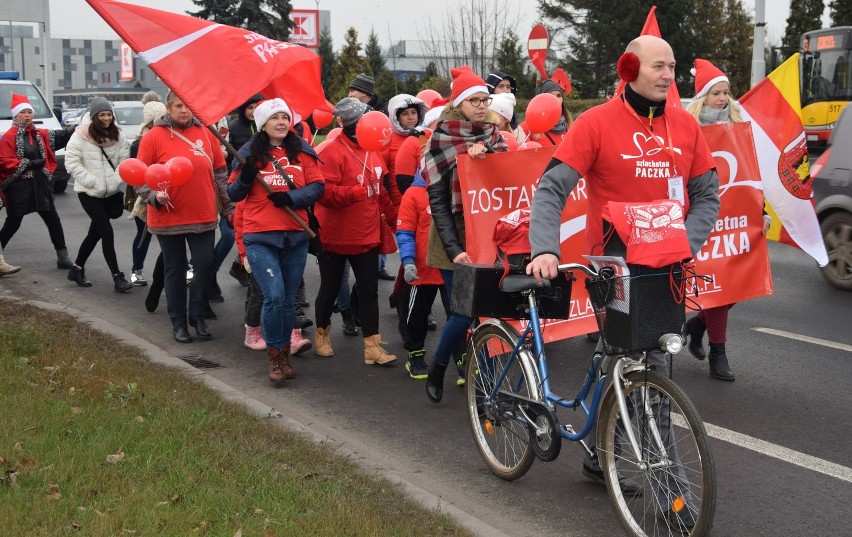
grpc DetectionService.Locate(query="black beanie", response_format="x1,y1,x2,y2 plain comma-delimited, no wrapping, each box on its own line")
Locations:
348,73,375,96
485,71,517,94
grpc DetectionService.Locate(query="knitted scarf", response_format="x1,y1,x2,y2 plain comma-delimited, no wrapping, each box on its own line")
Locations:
424,112,506,214
699,106,731,126
0,120,50,192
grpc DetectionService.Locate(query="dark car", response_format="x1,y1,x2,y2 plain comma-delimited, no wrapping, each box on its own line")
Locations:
812,106,852,290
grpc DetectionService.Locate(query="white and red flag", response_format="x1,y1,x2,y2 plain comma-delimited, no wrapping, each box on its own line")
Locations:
85,0,328,126
738,54,828,266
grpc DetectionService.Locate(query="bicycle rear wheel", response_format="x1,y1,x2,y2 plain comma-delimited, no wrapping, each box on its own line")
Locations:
597,370,716,536
465,322,540,481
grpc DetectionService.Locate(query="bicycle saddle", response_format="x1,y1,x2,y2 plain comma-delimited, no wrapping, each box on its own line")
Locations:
499,275,552,293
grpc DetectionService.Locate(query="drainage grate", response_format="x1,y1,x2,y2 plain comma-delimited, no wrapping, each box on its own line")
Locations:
179,355,221,369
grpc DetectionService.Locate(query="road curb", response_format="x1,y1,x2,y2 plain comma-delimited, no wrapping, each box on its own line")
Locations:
14,296,512,537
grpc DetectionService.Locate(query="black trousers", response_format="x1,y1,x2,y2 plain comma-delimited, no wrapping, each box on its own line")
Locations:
398,283,451,351
75,193,119,274
315,249,379,337
0,209,66,250
157,230,214,330
245,273,263,328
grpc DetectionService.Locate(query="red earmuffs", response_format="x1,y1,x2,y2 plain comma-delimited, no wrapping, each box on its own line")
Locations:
617,52,640,82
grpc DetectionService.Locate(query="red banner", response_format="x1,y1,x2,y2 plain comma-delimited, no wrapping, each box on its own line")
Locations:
458,122,772,342
692,122,773,307
458,147,598,342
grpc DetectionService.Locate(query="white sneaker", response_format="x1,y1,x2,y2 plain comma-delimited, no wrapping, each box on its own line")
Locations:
186,265,194,286
130,270,147,286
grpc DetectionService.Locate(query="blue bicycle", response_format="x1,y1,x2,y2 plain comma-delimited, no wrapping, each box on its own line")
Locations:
464,261,716,536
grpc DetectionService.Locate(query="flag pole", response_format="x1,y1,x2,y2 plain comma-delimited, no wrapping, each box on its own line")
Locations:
206,125,315,237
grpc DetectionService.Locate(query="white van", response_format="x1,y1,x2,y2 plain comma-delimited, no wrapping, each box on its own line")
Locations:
0,71,69,193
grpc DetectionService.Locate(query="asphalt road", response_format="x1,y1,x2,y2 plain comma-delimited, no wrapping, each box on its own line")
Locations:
1,190,850,536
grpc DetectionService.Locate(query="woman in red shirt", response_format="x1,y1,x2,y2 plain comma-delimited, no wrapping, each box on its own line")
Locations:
135,91,233,344
227,98,324,383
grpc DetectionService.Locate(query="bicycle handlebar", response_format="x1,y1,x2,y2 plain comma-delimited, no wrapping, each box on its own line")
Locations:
556,263,598,278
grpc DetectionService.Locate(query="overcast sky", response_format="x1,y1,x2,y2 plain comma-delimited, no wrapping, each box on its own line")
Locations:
50,0,826,49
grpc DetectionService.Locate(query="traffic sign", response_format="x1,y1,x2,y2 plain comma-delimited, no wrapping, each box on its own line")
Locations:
528,24,549,79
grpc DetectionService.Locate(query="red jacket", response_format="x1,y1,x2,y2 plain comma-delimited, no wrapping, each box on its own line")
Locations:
316,135,396,255
396,180,443,286
137,124,226,229
227,146,323,234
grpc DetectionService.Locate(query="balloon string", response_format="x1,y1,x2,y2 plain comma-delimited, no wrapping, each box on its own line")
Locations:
157,182,174,211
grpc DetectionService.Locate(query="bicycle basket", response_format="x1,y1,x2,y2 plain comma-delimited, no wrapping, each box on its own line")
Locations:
585,263,685,354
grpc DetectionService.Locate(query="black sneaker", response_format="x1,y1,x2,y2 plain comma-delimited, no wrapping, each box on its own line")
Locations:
377,268,396,281
406,351,429,380
112,272,133,293
582,462,643,497
294,315,313,329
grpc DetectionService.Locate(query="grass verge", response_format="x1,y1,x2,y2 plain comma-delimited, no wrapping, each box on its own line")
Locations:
0,299,472,536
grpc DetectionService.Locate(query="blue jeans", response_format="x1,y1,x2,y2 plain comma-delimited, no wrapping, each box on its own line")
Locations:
433,269,474,366
245,235,309,349
213,218,235,272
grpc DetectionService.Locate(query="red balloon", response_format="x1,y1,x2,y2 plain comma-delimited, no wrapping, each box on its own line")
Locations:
314,139,333,155
145,163,172,191
523,141,542,149
165,156,193,187
312,108,334,130
356,111,393,152
525,93,563,134
500,131,518,151
118,158,148,187
416,89,442,108
326,127,342,141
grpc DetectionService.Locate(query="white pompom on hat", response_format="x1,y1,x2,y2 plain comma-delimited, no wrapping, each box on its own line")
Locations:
254,98,302,131
691,59,729,99
10,93,33,117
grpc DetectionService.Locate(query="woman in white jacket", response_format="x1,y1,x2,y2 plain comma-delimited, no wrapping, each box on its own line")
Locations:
65,97,133,291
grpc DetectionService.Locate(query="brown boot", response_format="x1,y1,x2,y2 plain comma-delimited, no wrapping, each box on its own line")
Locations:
363,334,397,365
278,344,295,379
315,326,334,357
266,347,286,383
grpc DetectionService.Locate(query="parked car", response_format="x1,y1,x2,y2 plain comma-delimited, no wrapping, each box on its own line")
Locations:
0,71,69,193
111,101,145,141
812,106,852,291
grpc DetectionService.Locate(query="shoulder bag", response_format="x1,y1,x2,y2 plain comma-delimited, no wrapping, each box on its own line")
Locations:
100,146,126,219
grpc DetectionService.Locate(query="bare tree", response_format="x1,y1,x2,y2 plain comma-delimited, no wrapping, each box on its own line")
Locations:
415,0,520,77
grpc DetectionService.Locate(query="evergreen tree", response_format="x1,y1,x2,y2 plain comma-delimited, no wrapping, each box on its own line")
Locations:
317,27,337,95
828,0,852,25
424,62,439,80
375,71,398,100
717,0,754,96
333,27,371,102
365,31,387,78
189,0,293,42
782,0,826,57
494,30,535,97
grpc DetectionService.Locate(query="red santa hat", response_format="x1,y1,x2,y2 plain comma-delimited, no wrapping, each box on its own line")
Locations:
450,66,489,107
691,59,729,99
10,93,33,117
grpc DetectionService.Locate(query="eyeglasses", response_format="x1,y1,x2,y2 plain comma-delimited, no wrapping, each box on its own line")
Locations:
466,97,493,107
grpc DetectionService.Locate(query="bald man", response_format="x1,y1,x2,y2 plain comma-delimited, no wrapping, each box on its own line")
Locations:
526,36,719,530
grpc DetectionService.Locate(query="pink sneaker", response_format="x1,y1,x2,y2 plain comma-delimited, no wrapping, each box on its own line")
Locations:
244,325,266,351
291,328,312,356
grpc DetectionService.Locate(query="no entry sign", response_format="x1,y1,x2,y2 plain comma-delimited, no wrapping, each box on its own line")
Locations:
528,24,549,79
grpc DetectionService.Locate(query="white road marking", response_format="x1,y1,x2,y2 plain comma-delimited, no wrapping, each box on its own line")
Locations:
753,327,852,352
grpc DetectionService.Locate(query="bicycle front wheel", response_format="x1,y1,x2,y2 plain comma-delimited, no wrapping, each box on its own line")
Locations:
465,322,540,481
597,370,716,536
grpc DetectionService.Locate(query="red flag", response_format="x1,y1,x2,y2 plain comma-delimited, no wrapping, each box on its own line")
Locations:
85,0,327,126
613,6,682,106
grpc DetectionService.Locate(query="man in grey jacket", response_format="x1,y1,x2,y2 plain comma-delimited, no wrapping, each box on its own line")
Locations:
526,35,720,530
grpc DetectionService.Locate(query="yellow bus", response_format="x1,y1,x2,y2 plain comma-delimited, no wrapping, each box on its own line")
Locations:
800,27,852,147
